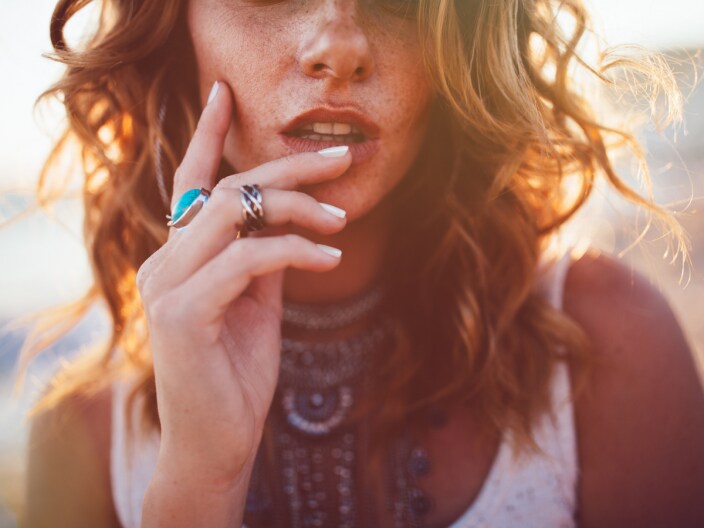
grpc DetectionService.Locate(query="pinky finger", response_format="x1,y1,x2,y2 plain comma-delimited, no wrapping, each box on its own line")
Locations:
177,235,341,318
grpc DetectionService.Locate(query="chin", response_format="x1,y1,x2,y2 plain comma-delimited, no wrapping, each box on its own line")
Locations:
303,165,400,223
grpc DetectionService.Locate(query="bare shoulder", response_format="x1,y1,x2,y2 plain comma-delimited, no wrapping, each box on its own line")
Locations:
23,385,121,528
562,251,704,528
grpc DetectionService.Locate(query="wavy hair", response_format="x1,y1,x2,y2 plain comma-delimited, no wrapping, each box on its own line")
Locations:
10,0,686,521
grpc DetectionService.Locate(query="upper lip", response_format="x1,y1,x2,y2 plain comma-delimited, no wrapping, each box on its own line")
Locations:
281,107,381,140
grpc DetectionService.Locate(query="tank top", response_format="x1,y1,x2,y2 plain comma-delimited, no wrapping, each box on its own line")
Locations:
110,251,578,528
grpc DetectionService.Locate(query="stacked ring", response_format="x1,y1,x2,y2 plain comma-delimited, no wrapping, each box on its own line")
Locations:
166,187,211,230
240,184,264,232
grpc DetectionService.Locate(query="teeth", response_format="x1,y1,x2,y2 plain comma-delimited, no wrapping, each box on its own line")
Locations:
333,123,352,135
313,122,334,134
309,122,358,136
301,134,350,142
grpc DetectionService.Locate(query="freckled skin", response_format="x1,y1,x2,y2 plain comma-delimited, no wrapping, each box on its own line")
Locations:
187,0,435,222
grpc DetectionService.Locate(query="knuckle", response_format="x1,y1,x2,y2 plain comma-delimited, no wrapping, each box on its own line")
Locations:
144,290,161,316
209,187,241,221
212,177,234,193
135,266,148,295
213,174,247,195
145,294,170,324
226,240,258,280
208,185,229,207
149,292,186,327
287,192,316,219
276,154,303,181
173,165,186,182
136,254,158,296
282,153,299,166
293,168,306,188
283,233,306,250
227,238,250,262
295,190,317,206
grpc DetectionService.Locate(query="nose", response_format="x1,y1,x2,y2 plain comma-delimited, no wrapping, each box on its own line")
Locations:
298,1,375,83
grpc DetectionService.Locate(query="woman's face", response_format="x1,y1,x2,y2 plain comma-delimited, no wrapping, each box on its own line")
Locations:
187,0,435,221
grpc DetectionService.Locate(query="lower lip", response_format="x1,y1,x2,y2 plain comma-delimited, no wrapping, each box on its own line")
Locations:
279,135,380,166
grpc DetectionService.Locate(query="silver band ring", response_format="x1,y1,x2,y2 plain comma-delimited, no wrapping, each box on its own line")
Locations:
240,184,264,232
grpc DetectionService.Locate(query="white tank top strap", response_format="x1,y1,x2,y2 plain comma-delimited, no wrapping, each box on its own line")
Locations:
449,249,578,527
544,249,579,509
536,247,573,311
532,248,579,503
110,376,160,528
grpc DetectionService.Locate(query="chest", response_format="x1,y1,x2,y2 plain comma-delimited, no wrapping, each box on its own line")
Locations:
376,406,503,528
243,403,503,528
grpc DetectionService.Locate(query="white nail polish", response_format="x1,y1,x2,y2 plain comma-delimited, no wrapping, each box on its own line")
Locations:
317,146,349,158
320,202,347,218
207,81,219,105
316,244,342,258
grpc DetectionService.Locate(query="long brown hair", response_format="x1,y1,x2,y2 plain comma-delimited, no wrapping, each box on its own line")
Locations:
10,0,687,520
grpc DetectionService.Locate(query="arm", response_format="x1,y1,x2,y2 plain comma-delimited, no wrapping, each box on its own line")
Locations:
22,390,122,528
564,251,704,528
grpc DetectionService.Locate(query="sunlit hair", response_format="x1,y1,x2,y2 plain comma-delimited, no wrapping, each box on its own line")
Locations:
11,0,686,520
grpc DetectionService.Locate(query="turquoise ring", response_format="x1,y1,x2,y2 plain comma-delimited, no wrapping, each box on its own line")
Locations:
166,187,211,229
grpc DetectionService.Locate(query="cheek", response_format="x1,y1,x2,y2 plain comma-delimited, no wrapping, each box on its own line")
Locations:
189,6,285,168
189,2,281,73
375,61,435,179
221,86,283,173
371,29,435,152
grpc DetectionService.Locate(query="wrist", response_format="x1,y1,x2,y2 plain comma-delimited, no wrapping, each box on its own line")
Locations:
141,454,255,528
157,431,258,492
156,442,256,492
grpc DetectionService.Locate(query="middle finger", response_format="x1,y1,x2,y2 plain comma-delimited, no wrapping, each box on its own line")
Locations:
215,146,352,192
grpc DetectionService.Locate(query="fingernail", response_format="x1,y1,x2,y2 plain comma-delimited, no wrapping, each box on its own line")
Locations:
319,202,347,218
316,244,342,258
207,81,219,105
317,146,349,158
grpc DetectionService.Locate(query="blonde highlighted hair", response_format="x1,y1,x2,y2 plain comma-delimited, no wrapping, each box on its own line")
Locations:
9,0,686,520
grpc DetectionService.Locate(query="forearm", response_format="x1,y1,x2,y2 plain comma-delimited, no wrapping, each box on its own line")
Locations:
141,454,255,528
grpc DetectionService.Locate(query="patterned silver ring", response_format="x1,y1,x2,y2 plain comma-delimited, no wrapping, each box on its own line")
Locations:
240,183,264,232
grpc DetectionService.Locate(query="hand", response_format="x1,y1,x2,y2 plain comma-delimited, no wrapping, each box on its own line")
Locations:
135,81,351,487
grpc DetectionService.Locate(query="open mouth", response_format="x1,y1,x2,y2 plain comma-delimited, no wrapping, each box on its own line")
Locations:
280,112,381,165
280,122,379,165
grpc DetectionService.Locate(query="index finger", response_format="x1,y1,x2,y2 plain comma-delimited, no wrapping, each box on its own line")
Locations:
170,80,232,221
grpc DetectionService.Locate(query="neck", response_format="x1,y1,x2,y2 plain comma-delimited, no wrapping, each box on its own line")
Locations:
282,195,396,306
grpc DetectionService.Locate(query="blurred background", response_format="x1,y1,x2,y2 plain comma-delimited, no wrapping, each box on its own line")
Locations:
0,0,702,526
